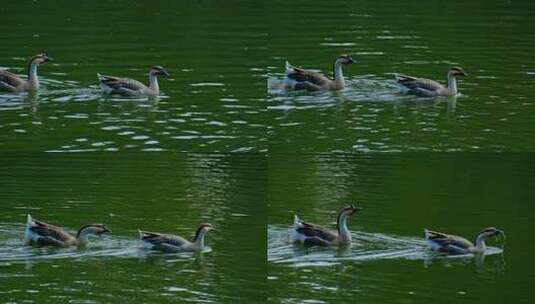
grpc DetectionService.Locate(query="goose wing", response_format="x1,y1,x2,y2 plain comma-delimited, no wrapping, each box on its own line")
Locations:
30,219,75,243
397,74,444,92
296,220,338,242
286,66,331,87
0,70,25,87
139,231,189,247
98,74,146,93
425,229,473,250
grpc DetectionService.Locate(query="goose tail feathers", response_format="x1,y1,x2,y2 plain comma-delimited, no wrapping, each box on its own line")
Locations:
26,214,34,227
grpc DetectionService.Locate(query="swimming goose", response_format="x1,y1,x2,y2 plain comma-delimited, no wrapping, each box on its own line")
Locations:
425,227,503,255
23,214,111,247
97,65,169,97
284,54,356,91
0,53,52,92
396,66,468,97
139,223,213,253
292,204,361,246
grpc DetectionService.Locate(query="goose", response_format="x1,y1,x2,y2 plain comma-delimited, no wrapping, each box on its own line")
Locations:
425,227,503,255
97,65,169,97
292,204,361,246
139,223,213,253
396,66,468,97
283,54,356,91
23,214,111,247
0,53,52,92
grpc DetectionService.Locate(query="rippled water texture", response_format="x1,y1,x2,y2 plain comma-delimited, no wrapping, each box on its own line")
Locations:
268,225,503,267
0,1,266,153
268,0,535,152
0,153,267,303
267,154,535,303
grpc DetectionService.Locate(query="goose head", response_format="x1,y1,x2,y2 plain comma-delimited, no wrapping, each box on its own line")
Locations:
449,66,468,77
477,227,503,239
198,223,214,232
193,223,214,244
335,54,356,66
150,65,169,77
340,204,362,217
76,224,112,239
30,53,52,65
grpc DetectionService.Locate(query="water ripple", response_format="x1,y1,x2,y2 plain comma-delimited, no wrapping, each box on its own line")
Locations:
268,225,503,267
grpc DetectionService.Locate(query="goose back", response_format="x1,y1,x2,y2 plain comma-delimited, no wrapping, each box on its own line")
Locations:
98,74,147,96
425,229,473,254
397,75,444,92
27,218,76,246
0,70,26,91
286,67,331,88
139,230,190,252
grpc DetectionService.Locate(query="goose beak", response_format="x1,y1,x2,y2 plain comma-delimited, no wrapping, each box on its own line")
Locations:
349,57,356,64
461,71,468,76
349,205,362,215
103,227,112,234
161,70,170,77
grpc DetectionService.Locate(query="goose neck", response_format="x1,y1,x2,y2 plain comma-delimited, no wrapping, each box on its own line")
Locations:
193,228,207,249
148,73,159,93
27,61,39,89
474,233,487,251
333,60,345,82
337,212,351,242
447,73,458,94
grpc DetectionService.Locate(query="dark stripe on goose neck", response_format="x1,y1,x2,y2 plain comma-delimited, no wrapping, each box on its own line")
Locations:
474,228,489,244
76,224,93,239
473,230,487,245
336,209,346,234
193,225,204,242
332,59,337,81
26,56,39,79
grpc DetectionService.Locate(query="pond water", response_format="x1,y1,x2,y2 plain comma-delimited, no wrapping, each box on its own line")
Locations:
267,0,535,152
0,0,266,153
2,0,535,303
267,154,535,304
0,153,266,303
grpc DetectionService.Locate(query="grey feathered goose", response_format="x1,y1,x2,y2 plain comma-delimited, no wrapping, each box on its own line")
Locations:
0,53,52,92
139,223,213,253
23,214,111,247
425,227,503,255
284,54,356,91
396,66,468,97
292,205,361,246
97,65,169,97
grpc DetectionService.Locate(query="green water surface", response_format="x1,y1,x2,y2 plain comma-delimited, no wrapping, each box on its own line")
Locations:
268,0,535,152
268,154,535,303
2,0,535,303
0,153,266,303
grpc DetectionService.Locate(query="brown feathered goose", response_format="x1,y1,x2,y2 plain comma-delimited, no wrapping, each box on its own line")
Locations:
396,66,468,97
425,227,503,255
139,223,213,253
283,54,356,91
292,205,361,246
0,53,52,92
97,65,169,97
23,214,111,247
